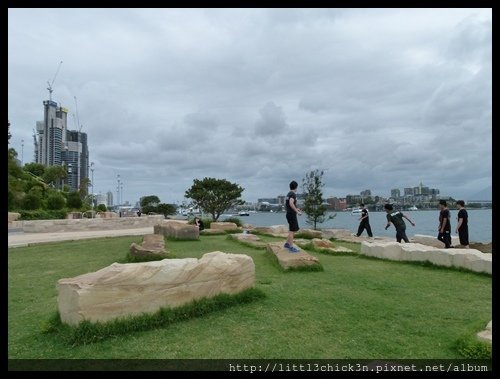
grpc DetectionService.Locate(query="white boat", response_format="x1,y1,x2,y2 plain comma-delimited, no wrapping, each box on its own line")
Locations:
351,208,363,215
238,211,250,216
408,206,418,211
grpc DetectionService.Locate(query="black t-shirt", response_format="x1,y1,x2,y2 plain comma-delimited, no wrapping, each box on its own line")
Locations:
285,191,297,214
387,211,406,230
361,208,369,222
457,209,468,228
439,209,451,231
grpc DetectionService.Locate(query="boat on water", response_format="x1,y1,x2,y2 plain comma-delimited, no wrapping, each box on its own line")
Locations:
408,206,418,211
238,211,250,216
351,208,363,215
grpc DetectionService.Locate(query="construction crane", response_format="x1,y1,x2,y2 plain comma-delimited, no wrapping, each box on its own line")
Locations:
46,60,63,102
74,96,83,132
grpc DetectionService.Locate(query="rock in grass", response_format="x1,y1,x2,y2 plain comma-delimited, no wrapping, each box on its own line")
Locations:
129,234,167,258
154,220,199,240
266,242,321,270
210,222,239,231
57,252,255,325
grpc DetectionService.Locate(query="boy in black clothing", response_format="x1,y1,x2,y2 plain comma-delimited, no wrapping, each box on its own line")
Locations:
455,200,469,248
355,203,373,237
284,180,302,253
437,200,452,248
384,203,415,243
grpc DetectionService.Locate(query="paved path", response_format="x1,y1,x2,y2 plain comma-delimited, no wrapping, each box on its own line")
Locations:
8,227,154,248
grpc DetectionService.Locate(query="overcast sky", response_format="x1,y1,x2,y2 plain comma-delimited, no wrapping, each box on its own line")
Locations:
8,8,492,204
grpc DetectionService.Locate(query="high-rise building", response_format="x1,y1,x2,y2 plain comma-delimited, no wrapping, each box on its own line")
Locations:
391,188,401,198
106,191,114,208
360,189,371,197
34,100,89,192
404,187,414,196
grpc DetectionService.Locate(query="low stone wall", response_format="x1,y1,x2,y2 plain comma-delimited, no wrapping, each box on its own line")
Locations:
360,241,491,274
57,251,255,325
20,215,165,233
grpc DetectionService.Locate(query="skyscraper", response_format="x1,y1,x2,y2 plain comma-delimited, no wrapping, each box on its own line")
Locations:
34,99,89,193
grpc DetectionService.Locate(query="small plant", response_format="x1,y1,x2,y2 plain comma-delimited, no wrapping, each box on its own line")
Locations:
455,335,491,359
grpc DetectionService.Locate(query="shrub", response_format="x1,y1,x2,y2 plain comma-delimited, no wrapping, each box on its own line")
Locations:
19,209,68,220
97,204,107,212
187,217,212,229
47,193,66,210
66,191,83,209
22,193,42,210
455,335,491,359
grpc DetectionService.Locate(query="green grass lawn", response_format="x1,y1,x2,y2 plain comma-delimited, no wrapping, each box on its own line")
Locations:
8,235,491,359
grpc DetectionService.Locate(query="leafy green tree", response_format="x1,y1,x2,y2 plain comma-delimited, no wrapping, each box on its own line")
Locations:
97,204,107,212
140,195,161,214
302,169,334,230
156,203,177,217
67,191,83,209
47,192,66,210
185,177,244,221
22,193,42,210
43,166,67,189
24,163,46,178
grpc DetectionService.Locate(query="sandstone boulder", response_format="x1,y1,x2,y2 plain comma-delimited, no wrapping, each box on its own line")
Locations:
129,234,168,258
210,222,239,231
8,212,21,222
57,251,255,325
266,242,321,271
411,234,460,248
154,220,199,240
296,229,323,239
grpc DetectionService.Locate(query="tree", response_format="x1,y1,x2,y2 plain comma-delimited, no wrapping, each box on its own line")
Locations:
22,193,42,210
42,166,67,189
302,169,334,230
156,203,177,217
67,191,83,209
24,163,46,178
140,195,161,214
185,177,244,221
97,204,107,212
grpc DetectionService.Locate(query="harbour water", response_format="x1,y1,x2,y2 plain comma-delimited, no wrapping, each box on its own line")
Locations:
220,209,492,243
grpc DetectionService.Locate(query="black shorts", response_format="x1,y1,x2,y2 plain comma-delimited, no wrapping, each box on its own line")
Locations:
286,212,299,232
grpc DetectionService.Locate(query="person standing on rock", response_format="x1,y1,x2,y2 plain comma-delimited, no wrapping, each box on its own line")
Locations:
455,200,469,248
384,203,415,243
437,200,452,248
354,203,373,238
284,180,302,253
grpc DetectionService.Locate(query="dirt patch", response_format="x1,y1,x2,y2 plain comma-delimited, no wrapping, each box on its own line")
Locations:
468,242,492,254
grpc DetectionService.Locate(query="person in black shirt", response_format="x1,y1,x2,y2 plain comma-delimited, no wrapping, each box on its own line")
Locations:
355,203,373,237
455,200,469,248
384,203,415,243
284,180,302,253
194,217,205,231
437,200,452,248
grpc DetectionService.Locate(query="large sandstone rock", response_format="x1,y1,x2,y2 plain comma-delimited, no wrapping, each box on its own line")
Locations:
154,220,199,240
253,225,289,237
210,222,239,231
129,234,168,258
229,233,267,248
296,229,324,239
411,234,460,248
476,321,492,344
57,251,255,325
295,238,354,253
361,241,491,274
266,242,322,271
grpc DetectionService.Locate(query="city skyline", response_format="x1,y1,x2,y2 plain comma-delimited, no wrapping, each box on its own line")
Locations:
8,9,492,204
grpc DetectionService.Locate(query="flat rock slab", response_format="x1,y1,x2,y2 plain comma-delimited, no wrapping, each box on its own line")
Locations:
154,220,199,240
253,225,289,237
477,321,492,344
229,233,267,248
295,238,354,253
266,242,321,270
411,234,460,248
361,241,491,274
210,222,239,231
296,229,324,239
200,229,227,235
57,251,255,325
